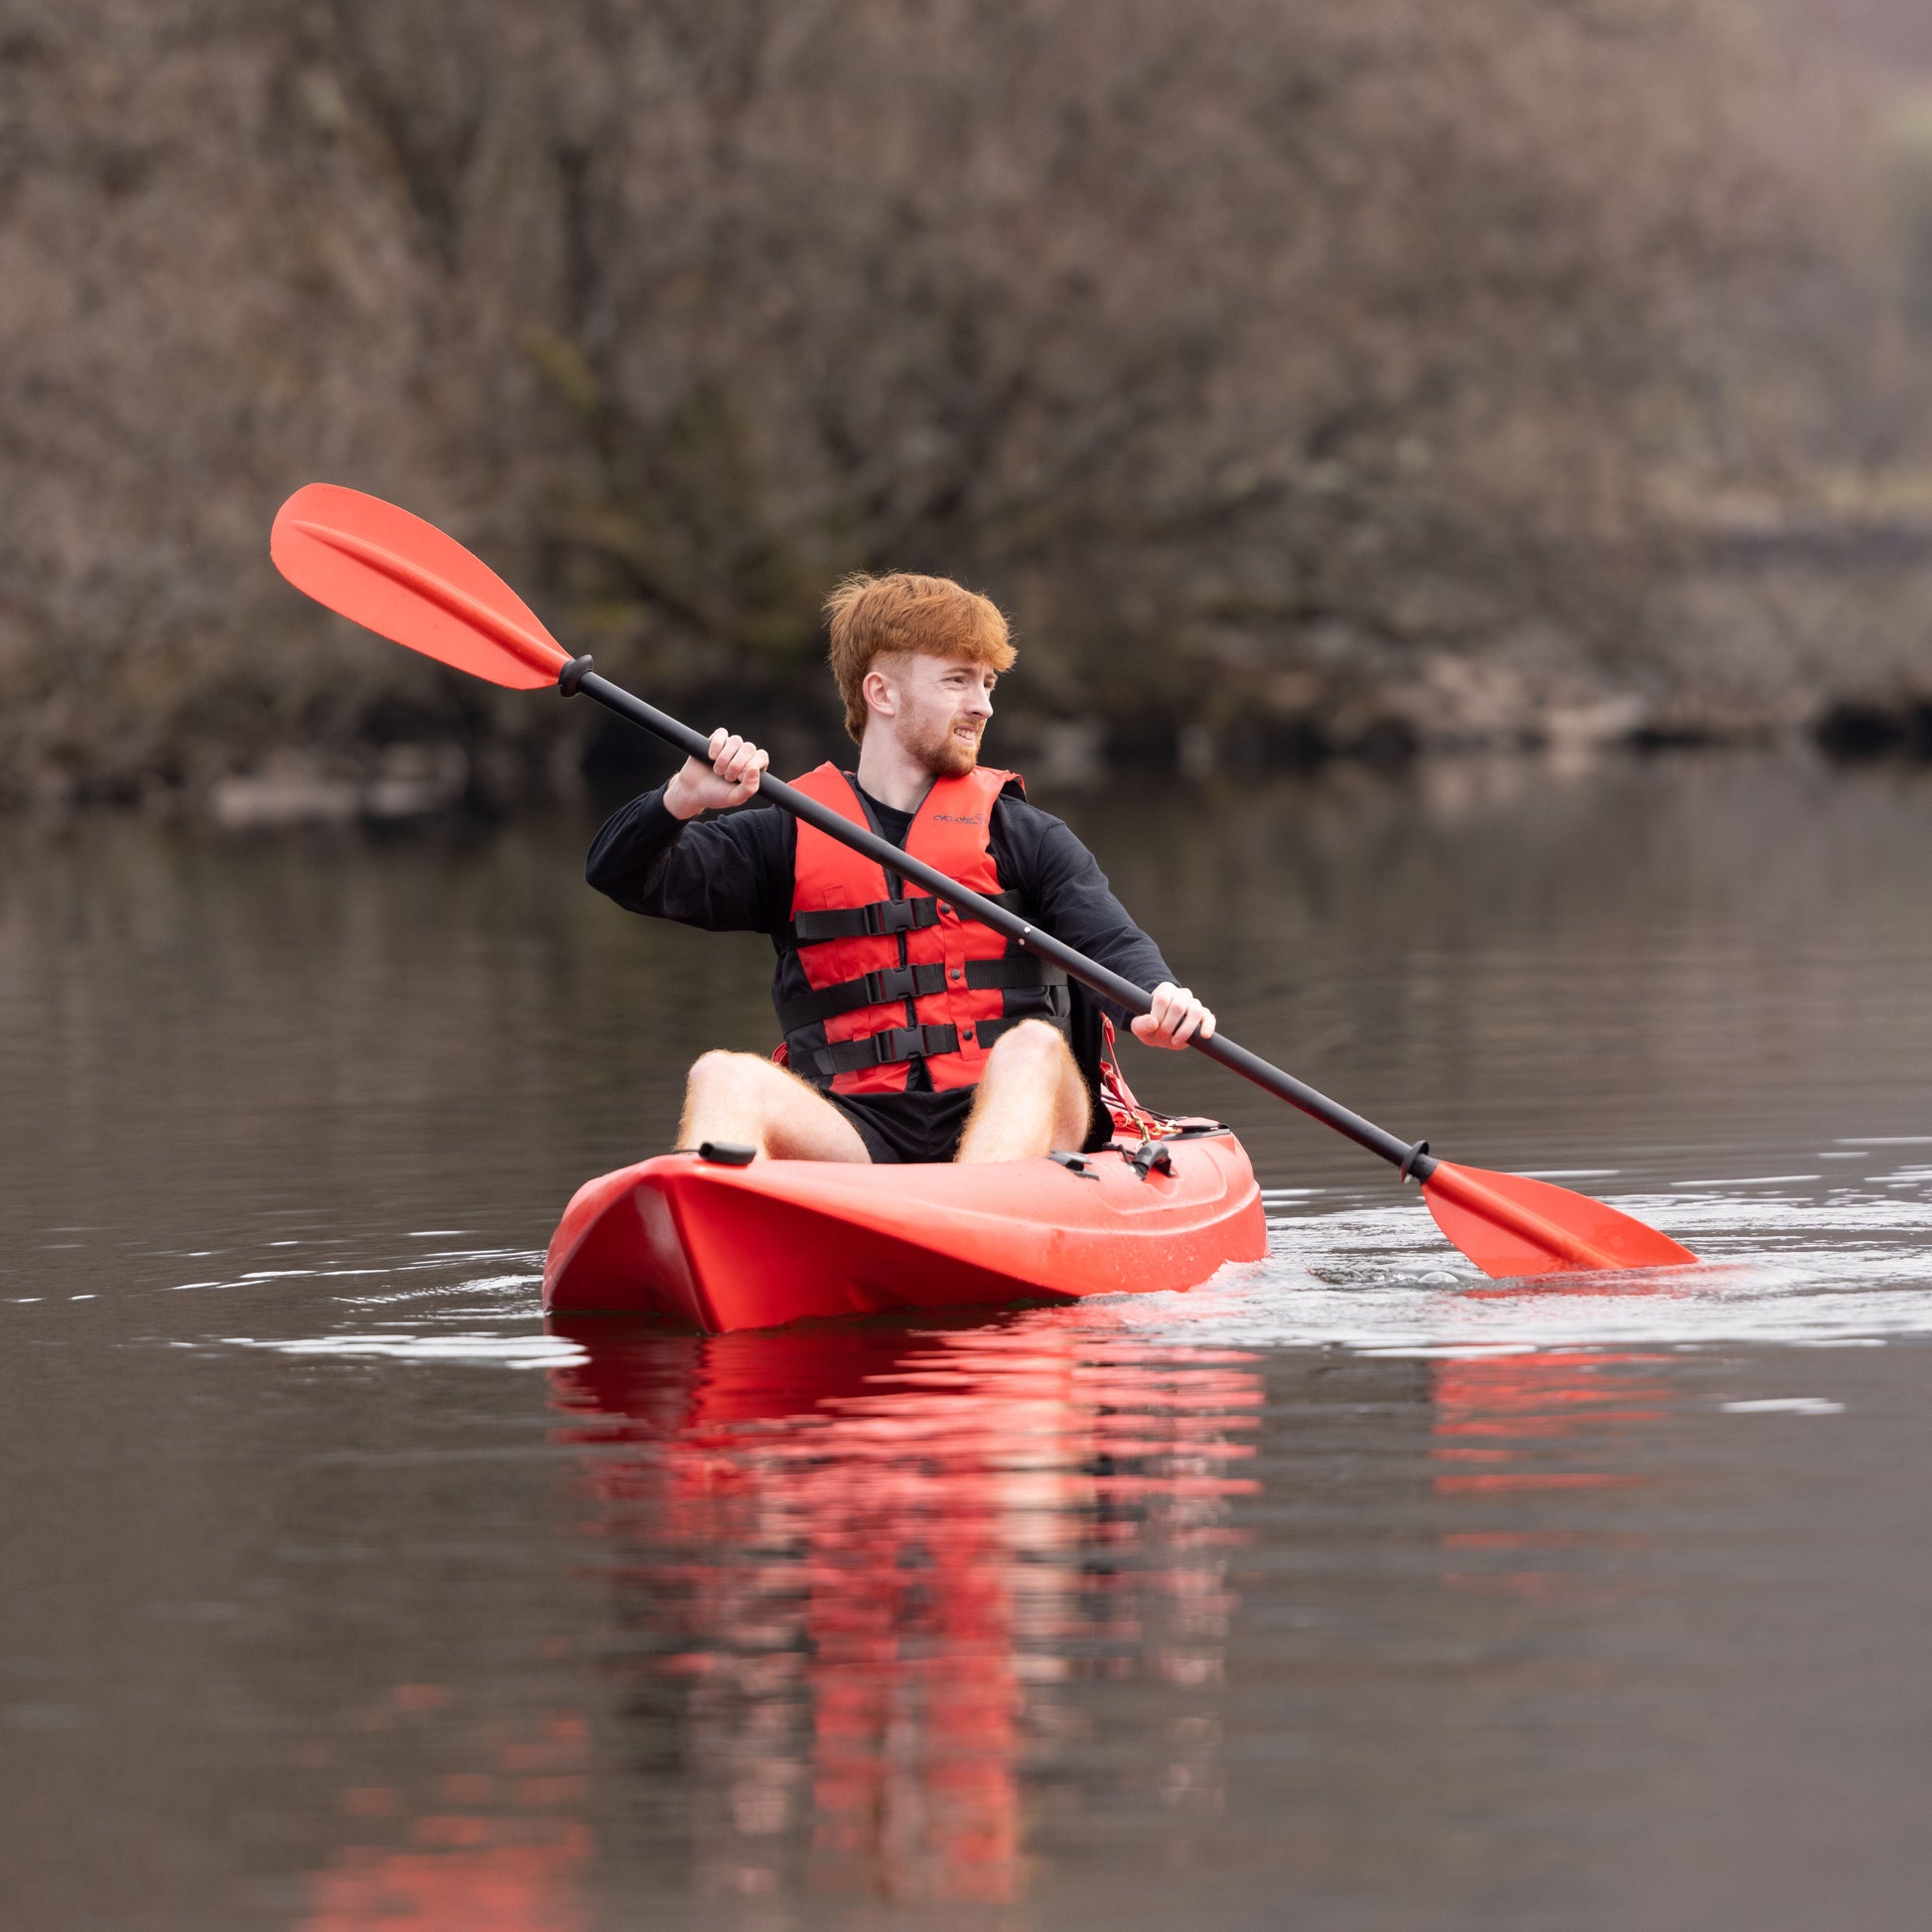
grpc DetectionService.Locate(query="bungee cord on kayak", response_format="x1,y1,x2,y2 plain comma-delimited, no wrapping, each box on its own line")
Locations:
271,482,1697,1326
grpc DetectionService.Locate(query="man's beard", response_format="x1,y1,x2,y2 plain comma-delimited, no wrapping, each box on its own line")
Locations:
909,710,982,777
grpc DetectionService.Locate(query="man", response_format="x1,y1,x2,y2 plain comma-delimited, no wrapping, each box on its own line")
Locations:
586,571,1214,1165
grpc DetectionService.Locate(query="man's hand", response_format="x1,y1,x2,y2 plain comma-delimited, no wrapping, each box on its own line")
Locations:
664,729,769,820
1131,982,1215,1050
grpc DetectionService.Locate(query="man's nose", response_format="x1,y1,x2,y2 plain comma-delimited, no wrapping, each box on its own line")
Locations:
963,686,994,717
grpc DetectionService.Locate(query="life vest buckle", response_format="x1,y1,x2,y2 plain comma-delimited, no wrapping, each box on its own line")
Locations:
862,897,938,937
869,1023,957,1066
862,963,918,1005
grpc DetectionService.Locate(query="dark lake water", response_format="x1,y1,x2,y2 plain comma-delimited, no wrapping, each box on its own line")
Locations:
4,751,1931,1930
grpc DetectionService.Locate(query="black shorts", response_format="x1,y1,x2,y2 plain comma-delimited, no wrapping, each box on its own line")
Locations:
824,1082,1111,1165
826,1089,978,1166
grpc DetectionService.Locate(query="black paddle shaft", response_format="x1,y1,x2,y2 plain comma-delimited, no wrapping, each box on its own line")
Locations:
569,665,1439,1182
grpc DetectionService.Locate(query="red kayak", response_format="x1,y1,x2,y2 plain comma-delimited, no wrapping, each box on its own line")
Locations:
542,1131,1268,1331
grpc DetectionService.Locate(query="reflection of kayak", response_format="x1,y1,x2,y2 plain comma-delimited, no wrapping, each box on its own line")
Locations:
541,1315,1262,1900
542,1132,1268,1331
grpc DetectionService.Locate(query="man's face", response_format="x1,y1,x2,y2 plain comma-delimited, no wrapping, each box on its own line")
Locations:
871,653,997,776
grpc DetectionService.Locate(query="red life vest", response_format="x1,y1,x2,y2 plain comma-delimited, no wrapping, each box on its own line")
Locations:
777,763,1070,1095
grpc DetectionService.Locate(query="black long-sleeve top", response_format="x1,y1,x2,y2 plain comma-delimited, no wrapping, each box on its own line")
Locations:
585,774,1177,1091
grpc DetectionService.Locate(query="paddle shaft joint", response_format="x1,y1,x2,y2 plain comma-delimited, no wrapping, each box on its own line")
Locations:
563,664,1441,1183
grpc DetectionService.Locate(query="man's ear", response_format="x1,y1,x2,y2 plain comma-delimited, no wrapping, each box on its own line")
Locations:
861,663,898,720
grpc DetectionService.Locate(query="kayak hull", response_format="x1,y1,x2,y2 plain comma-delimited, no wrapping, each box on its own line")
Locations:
542,1134,1267,1331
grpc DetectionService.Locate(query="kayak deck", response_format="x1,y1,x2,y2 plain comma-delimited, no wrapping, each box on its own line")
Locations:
543,1133,1267,1331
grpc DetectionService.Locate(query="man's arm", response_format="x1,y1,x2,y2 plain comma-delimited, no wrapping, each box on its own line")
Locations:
586,727,794,934
994,799,1214,1046
585,786,793,933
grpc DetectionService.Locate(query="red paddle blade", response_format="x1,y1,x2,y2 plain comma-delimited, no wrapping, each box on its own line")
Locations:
270,483,568,690
1422,1161,1697,1278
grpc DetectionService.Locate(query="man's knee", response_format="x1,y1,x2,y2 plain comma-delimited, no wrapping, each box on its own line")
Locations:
985,1018,1070,1073
685,1048,770,1095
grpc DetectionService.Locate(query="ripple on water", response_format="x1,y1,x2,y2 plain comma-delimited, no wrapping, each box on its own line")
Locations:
1104,1176,1932,1355
197,1169,1932,1372
188,1245,555,1365
219,1331,583,1367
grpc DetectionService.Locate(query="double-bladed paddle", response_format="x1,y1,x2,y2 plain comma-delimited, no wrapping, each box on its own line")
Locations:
270,482,1697,1279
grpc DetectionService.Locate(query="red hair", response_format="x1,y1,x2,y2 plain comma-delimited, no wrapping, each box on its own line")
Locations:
824,572,1016,744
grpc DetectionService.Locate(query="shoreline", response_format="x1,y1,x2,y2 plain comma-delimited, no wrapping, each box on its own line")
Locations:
4,718,1926,835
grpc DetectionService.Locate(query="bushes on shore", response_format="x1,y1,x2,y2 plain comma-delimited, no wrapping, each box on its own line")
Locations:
0,1,1919,808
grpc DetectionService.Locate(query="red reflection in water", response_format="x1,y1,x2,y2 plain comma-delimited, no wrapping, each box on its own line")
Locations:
548,1317,1261,1905
301,1698,591,1932
1432,1350,1674,1600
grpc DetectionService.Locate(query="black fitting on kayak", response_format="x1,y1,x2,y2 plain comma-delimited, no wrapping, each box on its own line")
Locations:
557,653,595,697
1397,1139,1432,1184
1047,1151,1099,1179
1131,1141,1175,1181
696,1141,758,1167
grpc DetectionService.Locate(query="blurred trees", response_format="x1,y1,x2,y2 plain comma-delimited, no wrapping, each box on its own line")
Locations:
0,0,1898,805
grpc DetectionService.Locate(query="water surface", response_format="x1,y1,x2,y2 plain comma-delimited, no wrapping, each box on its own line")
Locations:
3,752,1930,1929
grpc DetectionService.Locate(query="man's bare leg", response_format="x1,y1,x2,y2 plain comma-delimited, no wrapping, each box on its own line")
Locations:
678,1051,873,1162
954,1020,1092,1165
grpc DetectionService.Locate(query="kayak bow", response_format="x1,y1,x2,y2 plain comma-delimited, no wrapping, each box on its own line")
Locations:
544,1134,1267,1330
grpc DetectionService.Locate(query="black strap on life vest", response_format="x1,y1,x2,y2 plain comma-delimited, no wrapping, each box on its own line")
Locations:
774,954,1070,1034
796,1013,1052,1080
786,887,1028,949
